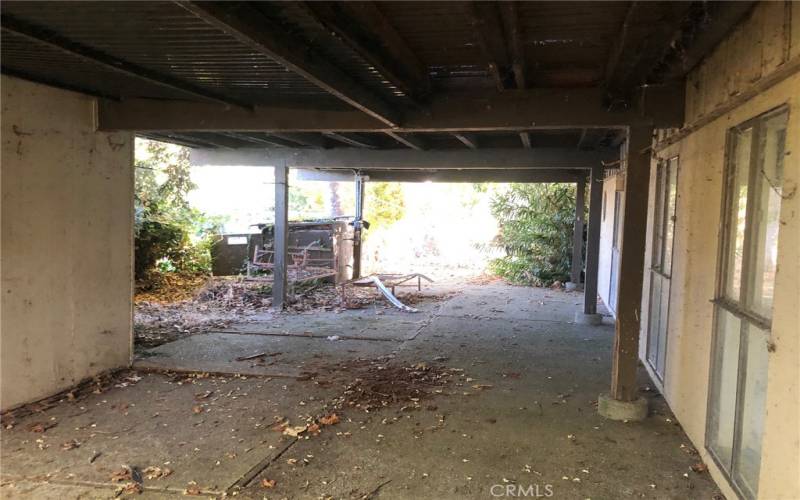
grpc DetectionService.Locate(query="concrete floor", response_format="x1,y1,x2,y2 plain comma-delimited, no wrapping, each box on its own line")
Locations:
0,283,721,499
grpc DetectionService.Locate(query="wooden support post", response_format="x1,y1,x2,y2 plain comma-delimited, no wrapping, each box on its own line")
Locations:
570,178,586,285
610,126,653,402
352,175,365,279
272,161,289,310
583,165,603,315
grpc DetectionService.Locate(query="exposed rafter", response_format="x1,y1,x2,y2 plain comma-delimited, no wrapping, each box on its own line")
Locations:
385,131,426,150
177,1,400,127
301,2,430,104
604,2,640,95
322,132,379,149
218,132,293,148
0,18,251,109
465,2,510,91
500,2,526,89
453,133,479,149
519,132,532,149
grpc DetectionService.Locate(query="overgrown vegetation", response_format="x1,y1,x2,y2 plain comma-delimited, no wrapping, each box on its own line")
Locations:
488,183,582,286
134,139,223,289
364,181,405,236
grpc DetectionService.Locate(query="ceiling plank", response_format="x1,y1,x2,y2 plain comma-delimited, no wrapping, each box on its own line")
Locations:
177,1,399,127
453,133,479,149
465,2,510,91
385,131,426,150
301,2,430,103
0,18,250,109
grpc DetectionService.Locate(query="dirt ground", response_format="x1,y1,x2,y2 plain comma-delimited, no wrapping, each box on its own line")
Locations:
1,282,722,499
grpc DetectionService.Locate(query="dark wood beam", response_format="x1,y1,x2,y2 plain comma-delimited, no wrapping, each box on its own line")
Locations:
453,133,479,149
362,168,582,183
0,19,250,109
98,87,677,132
385,132,426,151
519,132,532,149
191,147,614,171
322,132,379,149
500,2,526,89
465,2,510,91
177,1,399,127
301,2,430,103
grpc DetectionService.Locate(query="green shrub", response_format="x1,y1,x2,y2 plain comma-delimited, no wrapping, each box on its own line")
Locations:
134,139,223,285
488,183,581,286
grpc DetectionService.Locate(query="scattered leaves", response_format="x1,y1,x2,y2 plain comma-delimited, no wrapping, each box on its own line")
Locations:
260,479,276,489
319,414,340,426
183,482,202,496
143,466,173,480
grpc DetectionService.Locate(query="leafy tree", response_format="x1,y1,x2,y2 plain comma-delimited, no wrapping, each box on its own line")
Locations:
489,183,581,286
134,139,223,283
364,182,405,236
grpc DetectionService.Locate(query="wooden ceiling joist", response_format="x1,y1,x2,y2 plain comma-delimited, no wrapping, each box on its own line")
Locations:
301,2,430,104
177,1,400,127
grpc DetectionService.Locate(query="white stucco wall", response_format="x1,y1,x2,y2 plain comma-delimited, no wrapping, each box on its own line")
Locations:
638,3,800,498
1,76,134,410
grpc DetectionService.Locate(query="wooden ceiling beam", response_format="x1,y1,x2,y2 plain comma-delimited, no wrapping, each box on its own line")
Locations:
98,87,679,132
301,2,430,104
363,168,583,183
177,1,400,127
192,147,615,170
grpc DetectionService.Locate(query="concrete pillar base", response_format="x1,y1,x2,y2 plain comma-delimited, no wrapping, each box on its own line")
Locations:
597,393,648,421
574,312,602,325
565,281,583,292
